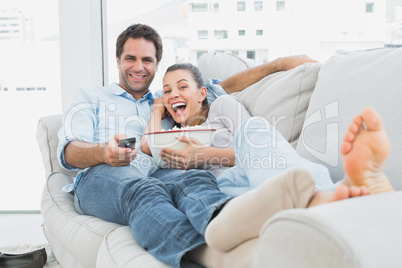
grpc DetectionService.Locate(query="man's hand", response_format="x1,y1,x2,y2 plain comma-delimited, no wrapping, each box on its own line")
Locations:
105,134,138,167
160,136,206,169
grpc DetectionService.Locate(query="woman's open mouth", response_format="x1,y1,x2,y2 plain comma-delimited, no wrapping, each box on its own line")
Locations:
171,102,187,115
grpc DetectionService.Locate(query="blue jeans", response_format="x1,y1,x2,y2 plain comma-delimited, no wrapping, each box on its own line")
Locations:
218,117,335,196
74,164,230,268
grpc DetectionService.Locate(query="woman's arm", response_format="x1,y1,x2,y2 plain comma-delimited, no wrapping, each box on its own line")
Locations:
160,95,249,169
160,137,235,169
141,97,166,156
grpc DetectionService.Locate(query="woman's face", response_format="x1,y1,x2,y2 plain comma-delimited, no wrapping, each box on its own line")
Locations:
162,69,207,126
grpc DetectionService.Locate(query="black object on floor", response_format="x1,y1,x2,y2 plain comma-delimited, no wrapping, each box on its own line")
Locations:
0,248,46,268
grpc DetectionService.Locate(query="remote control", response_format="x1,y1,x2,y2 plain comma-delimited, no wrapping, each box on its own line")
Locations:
118,137,136,149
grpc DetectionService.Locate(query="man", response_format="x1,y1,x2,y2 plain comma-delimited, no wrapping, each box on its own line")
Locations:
58,23,317,267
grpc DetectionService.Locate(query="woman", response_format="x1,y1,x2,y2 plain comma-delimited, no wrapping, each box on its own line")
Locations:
142,63,334,192
141,63,394,253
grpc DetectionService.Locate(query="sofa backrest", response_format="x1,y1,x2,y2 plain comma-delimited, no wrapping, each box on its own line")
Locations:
296,47,402,190
37,114,78,178
198,52,259,82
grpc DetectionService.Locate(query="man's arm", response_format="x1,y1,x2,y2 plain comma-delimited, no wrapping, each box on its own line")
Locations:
64,134,138,169
219,55,318,94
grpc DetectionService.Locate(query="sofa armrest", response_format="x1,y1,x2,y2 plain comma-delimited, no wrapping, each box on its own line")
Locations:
36,114,77,178
252,191,402,268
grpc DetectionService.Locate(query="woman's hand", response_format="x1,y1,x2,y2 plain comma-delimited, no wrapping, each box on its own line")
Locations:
160,136,207,169
153,97,170,119
142,97,168,156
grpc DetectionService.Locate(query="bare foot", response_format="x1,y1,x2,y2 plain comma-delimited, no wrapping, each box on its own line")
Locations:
340,108,394,193
308,184,371,207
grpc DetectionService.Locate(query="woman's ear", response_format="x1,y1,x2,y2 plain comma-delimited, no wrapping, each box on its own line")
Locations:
198,86,207,103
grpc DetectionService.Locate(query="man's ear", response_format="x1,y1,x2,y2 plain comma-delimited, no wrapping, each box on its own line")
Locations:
199,86,207,103
116,57,120,69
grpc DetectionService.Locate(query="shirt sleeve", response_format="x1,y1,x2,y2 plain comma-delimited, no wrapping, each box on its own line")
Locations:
57,88,98,171
209,94,251,134
153,89,164,98
205,78,227,104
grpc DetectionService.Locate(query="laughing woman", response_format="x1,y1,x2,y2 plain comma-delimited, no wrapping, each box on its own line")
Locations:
141,63,393,253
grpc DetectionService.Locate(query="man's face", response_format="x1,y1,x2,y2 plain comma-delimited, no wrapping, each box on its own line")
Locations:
117,37,159,100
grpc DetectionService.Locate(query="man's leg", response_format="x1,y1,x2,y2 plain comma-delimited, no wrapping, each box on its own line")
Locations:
151,169,232,236
74,164,205,268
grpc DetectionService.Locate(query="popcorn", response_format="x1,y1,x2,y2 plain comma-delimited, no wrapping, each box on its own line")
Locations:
163,125,206,131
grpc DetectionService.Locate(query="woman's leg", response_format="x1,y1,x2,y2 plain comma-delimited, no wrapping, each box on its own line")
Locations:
206,167,316,252
207,108,395,253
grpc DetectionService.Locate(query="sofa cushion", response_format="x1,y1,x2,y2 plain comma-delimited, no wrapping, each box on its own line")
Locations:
97,226,171,267
296,47,402,189
197,52,259,82
253,191,402,267
232,63,321,147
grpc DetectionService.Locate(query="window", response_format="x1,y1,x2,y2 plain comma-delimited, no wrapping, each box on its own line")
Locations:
0,0,61,210
192,3,208,12
276,1,286,11
256,29,263,36
237,1,246,12
247,50,256,60
198,30,208,39
254,1,263,11
366,3,374,13
214,30,228,39
213,3,219,12
238,29,246,36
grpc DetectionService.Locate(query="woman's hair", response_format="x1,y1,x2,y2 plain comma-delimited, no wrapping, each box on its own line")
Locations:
116,24,163,63
165,63,210,126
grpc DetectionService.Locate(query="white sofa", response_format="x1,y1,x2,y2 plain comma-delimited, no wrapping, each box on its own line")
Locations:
38,47,402,267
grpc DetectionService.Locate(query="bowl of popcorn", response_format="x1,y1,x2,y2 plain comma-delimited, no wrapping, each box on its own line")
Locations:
144,125,216,168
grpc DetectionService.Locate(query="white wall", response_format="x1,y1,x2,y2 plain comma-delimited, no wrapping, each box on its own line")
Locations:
58,0,108,110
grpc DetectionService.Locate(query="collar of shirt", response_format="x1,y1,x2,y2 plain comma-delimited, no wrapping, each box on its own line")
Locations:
109,82,155,103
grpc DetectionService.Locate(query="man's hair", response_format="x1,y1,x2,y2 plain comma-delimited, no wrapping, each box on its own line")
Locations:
116,24,163,63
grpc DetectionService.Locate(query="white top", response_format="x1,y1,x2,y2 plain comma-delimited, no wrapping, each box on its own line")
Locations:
201,95,251,177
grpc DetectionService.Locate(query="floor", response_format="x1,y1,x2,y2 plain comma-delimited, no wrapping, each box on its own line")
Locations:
0,213,48,247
